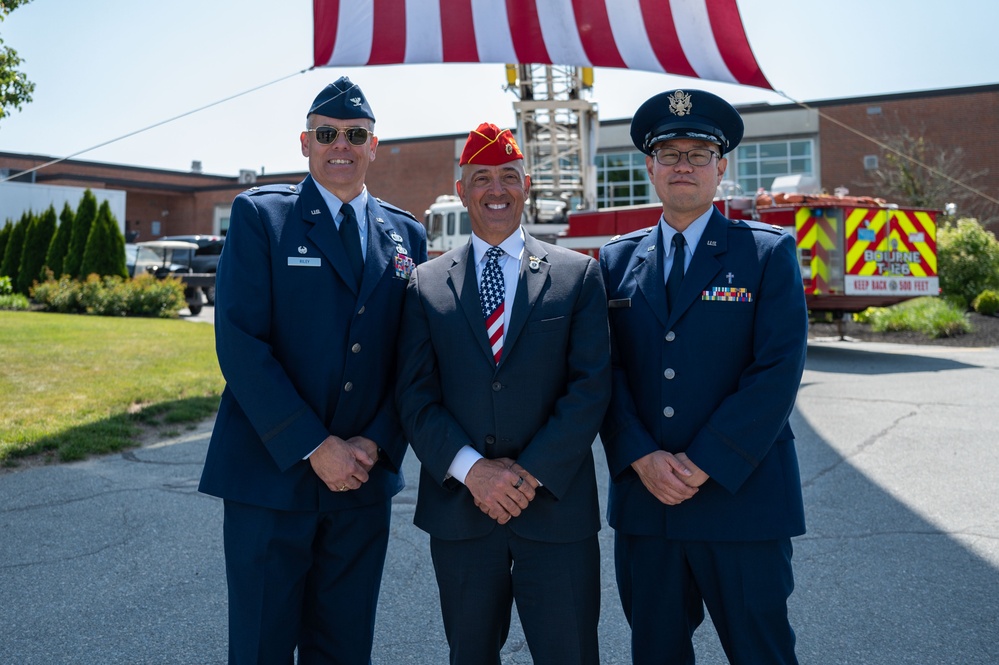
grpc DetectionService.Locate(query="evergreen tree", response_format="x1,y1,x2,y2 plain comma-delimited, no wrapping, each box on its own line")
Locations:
0,221,11,264
80,200,128,279
45,201,75,277
63,189,98,279
0,211,31,289
17,205,56,294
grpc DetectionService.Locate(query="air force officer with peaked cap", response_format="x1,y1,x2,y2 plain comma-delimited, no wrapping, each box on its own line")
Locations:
599,89,809,664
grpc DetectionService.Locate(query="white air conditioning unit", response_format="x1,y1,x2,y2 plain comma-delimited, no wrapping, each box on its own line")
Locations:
770,174,819,195
238,169,257,185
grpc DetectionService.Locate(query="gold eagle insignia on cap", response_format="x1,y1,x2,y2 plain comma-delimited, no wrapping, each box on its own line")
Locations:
668,90,692,117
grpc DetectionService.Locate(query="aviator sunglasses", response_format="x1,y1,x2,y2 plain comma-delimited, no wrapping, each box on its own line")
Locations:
306,126,371,146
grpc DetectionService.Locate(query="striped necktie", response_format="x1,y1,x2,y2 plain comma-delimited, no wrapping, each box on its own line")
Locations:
480,246,505,364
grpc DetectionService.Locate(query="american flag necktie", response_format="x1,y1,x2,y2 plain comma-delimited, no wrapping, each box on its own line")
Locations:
480,246,505,364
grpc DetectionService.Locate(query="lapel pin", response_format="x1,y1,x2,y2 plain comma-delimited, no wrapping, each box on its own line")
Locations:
647,245,656,252
528,256,541,271
706,240,717,246
310,208,321,215
390,231,403,242
298,246,308,254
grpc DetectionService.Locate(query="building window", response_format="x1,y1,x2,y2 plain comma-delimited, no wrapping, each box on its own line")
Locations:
732,139,814,193
595,152,653,207
864,155,879,170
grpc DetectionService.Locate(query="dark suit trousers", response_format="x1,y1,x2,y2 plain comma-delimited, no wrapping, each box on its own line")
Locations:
430,527,600,665
615,534,798,665
223,499,391,665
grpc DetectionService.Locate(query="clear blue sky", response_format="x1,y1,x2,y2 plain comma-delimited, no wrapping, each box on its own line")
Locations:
1,0,996,177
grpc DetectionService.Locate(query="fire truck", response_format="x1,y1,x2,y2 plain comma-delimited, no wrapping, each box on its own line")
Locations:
558,185,940,315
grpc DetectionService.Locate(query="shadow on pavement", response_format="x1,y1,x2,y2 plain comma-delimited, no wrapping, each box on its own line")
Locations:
0,343,996,663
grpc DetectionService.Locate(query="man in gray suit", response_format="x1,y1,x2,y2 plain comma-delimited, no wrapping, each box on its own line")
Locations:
396,123,611,665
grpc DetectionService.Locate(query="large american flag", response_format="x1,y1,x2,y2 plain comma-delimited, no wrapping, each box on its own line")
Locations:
313,0,771,89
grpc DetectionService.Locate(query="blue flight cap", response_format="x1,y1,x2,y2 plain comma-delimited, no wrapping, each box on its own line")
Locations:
307,76,375,122
630,89,744,155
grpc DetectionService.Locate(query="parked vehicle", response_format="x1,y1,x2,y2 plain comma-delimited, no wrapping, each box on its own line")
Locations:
559,184,940,318
127,240,207,315
160,234,224,304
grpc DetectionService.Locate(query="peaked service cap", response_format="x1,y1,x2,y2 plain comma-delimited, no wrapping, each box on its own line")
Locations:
631,89,744,155
308,76,375,122
459,123,524,166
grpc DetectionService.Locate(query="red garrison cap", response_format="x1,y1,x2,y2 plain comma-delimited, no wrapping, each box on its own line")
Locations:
459,123,524,166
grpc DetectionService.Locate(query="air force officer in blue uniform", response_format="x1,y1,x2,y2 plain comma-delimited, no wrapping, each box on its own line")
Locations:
599,90,808,664
199,77,427,664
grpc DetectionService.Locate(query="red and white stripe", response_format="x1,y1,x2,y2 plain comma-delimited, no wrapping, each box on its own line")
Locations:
486,302,504,363
313,0,771,89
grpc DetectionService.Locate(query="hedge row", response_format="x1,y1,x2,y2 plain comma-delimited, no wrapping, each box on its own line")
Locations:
30,273,187,318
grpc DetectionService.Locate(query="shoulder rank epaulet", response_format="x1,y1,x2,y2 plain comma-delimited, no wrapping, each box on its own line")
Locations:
246,183,299,196
375,197,419,222
731,219,786,235
606,225,654,245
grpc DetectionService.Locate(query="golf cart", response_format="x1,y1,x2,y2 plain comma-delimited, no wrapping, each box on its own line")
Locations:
128,240,207,315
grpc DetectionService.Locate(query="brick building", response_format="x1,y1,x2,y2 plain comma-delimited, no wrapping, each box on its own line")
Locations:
2,83,996,236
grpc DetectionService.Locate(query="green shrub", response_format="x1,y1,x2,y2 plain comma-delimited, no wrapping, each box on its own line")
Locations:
79,201,128,280
937,218,999,309
30,273,186,317
126,273,187,317
17,205,57,295
861,297,971,339
972,290,999,316
63,190,98,279
0,293,30,310
0,275,12,295
0,212,30,290
44,202,75,278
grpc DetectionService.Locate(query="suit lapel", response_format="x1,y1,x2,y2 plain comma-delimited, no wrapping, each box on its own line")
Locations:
502,233,549,363
447,243,496,365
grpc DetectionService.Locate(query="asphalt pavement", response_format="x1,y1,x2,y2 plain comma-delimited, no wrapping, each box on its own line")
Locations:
2,336,998,664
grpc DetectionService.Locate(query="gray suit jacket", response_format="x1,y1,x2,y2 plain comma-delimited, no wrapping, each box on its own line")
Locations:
396,232,611,542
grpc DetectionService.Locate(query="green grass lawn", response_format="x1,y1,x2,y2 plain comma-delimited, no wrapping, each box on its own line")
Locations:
0,311,224,465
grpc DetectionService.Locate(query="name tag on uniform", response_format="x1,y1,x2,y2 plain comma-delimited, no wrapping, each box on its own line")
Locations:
608,298,631,309
288,257,322,267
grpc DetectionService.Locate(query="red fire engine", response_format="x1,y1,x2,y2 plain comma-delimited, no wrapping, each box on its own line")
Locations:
558,190,939,315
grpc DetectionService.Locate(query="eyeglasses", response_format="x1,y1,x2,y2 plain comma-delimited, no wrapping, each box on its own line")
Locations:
652,148,720,167
306,126,371,146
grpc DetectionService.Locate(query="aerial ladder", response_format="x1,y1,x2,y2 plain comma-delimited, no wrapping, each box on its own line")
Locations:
505,64,599,223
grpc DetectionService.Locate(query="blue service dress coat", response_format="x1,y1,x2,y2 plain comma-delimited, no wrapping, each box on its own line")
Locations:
396,233,611,543
199,175,427,511
599,208,808,542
